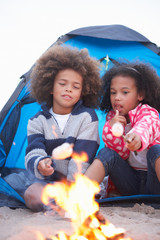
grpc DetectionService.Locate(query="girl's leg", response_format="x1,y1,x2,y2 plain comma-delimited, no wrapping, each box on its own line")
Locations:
86,147,140,196
85,159,105,183
155,157,160,181
146,145,160,194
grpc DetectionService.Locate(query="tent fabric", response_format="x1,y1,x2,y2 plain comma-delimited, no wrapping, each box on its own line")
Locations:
0,24,160,208
0,177,25,205
66,25,151,42
59,25,160,55
97,194,160,209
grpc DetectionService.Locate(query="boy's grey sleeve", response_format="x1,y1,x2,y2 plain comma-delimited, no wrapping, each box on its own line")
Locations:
25,117,49,179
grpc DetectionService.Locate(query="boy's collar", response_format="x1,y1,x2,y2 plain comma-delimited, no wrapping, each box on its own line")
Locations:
41,99,83,114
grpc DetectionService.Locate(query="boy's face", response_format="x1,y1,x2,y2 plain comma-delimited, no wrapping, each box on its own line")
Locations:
51,69,83,114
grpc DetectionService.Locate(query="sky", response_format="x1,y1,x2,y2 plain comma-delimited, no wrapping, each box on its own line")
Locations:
0,0,160,111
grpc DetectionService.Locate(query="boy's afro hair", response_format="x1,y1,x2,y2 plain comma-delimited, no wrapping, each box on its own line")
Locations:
30,44,102,108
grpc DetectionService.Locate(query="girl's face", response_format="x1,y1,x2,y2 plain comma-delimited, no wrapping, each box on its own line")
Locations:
51,69,83,114
110,75,143,118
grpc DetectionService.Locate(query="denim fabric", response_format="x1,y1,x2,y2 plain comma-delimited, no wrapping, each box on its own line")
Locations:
96,145,160,195
4,171,46,196
4,170,65,197
147,145,160,194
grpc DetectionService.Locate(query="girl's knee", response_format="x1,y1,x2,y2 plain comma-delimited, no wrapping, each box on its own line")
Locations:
97,147,121,171
155,157,160,182
147,145,160,168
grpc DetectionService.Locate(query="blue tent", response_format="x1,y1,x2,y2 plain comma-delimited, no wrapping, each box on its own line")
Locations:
0,24,160,208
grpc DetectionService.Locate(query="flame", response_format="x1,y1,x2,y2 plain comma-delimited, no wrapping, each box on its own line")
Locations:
52,125,58,138
42,174,100,227
41,151,132,240
72,152,88,162
35,231,45,240
71,151,88,173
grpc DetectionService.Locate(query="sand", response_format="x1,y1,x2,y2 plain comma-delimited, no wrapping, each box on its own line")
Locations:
0,203,160,240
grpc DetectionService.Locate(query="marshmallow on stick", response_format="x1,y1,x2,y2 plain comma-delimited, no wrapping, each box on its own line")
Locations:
111,110,124,137
112,122,124,137
52,143,73,160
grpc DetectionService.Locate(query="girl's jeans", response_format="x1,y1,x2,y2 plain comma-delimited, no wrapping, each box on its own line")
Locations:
97,145,160,195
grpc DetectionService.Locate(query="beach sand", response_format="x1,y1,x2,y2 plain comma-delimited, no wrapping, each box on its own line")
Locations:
0,203,160,240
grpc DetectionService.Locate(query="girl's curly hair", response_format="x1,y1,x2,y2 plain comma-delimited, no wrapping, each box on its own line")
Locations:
30,44,102,108
100,61,160,113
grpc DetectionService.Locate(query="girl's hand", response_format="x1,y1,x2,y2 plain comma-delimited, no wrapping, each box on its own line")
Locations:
125,132,142,152
109,110,127,127
38,158,54,176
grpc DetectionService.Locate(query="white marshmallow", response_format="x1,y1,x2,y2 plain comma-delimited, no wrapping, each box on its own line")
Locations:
112,122,124,137
52,143,73,160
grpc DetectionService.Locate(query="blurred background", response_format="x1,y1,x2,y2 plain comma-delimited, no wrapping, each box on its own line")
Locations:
0,0,160,111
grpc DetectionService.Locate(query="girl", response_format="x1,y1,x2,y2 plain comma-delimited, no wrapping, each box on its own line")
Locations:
85,61,160,196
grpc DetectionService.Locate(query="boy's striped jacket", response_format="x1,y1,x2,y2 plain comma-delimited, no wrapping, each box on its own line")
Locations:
25,100,100,181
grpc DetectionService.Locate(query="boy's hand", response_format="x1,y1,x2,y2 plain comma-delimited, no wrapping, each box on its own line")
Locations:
38,158,54,176
125,132,141,152
109,110,127,127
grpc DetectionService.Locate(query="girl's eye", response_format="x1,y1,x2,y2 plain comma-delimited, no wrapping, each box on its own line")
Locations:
123,91,128,94
73,85,80,89
110,91,116,95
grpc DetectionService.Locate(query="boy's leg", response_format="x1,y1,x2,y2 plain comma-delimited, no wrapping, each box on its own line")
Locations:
147,145,160,194
24,182,44,212
86,147,139,196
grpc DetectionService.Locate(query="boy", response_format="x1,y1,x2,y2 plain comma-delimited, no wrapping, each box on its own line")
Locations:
24,44,102,211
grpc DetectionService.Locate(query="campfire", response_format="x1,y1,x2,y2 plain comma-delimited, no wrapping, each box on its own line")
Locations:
40,151,132,240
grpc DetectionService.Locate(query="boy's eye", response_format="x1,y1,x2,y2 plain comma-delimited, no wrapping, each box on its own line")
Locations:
59,82,65,86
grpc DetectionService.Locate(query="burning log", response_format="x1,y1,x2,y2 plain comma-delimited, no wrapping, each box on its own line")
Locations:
73,211,126,240
44,210,130,240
